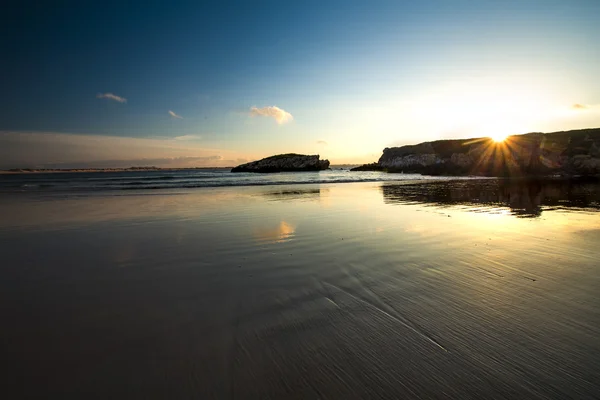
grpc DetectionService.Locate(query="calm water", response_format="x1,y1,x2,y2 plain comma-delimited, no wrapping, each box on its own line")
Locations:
1,179,599,398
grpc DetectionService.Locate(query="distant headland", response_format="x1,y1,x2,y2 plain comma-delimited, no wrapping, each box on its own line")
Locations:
352,128,600,177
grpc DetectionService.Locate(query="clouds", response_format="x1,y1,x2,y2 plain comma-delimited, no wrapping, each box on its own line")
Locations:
0,131,244,169
249,106,293,124
96,93,127,103
32,156,223,169
316,140,328,145
572,103,600,111
95,94,185,123
173,134,202,141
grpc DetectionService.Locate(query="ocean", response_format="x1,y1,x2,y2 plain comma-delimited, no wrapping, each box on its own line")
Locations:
0,168,476,194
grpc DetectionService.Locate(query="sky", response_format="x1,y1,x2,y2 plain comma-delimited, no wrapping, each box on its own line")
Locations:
1,0,600,168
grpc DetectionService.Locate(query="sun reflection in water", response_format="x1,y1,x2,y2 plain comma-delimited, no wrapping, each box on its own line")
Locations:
254,221,296,243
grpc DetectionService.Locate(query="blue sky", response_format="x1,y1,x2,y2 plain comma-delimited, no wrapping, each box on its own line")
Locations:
1,0,599,167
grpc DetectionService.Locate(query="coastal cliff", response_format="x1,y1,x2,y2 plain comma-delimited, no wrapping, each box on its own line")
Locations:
352,128,600,177
231,154,330,173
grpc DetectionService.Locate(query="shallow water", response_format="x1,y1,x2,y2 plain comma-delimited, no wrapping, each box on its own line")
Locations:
0,169,467,193
1,179,599,398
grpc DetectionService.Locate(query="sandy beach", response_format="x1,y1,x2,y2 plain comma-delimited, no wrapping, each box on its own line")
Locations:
1,180,599,398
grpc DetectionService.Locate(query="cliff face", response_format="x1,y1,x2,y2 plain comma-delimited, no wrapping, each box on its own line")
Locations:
231,154,330,173
361,128,600,176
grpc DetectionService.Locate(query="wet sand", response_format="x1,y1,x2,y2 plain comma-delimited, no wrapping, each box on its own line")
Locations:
1,180,599,398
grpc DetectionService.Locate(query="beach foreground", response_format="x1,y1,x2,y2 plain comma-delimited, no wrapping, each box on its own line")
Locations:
1,180,599,398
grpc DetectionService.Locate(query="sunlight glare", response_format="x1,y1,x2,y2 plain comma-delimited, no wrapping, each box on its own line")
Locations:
491,133,508,143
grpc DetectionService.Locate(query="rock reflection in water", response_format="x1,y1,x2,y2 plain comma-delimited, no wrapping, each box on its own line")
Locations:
261,187,328,201
382,178,600,217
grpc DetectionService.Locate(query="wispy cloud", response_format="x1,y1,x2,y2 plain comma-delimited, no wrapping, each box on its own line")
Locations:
173,134,202,141
0,131,245,169
571,103,600,111
37,156,223,169
316,140,328,145
249,106,293,124
169,110,183,119
96,93,127,103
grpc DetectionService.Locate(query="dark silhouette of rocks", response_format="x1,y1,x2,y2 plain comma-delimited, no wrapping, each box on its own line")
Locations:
231,154,330,173
352,128,600,177
349,163,385,171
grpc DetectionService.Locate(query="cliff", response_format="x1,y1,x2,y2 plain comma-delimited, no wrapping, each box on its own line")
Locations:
352,128,600,177
231,154,330,173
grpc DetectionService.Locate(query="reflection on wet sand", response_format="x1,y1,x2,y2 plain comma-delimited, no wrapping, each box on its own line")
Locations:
2,181,600,398
261,187,328,201
254,221,296,243
382,178,600,217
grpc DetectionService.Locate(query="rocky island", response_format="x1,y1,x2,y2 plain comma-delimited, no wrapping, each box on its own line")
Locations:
231,154,330,173
352,128,600,177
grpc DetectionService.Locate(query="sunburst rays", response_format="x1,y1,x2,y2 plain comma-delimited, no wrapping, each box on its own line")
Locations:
467,136,523,176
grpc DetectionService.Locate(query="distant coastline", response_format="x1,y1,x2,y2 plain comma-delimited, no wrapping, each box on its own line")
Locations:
0,167,234,174
0,165,358,175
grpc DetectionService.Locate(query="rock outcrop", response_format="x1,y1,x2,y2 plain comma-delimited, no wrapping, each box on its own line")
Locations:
231,154,330,173
351,128,600,177
349,162,385,171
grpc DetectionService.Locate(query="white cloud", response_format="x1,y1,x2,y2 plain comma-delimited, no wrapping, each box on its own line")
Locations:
96,93,127,103
316,140,328,145
173,134,202,141
249,106,293,124
168,110,183,119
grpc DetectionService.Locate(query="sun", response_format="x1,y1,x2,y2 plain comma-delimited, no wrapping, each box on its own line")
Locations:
481,123,516,144
491,133,508,143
